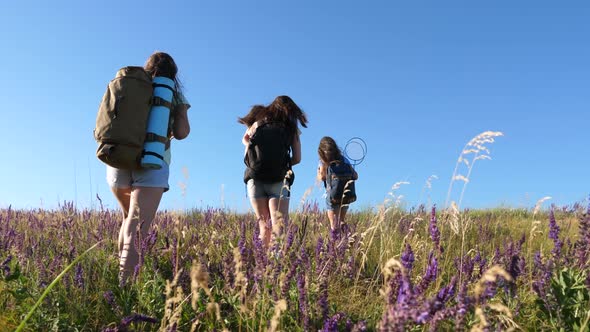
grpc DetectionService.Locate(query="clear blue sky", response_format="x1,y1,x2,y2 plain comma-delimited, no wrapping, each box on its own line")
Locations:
1,1,589,212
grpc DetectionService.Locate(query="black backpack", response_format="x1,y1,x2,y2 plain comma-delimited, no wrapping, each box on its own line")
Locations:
244,121,292,184
326,159,357,205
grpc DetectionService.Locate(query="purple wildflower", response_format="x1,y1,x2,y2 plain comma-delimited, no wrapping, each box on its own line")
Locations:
1,255,12,277
492,247,501,265
473,250,487,279
575,208,590,269
345,255,355,280
252,224,267,290
318,275,330,322
171,237,178,277
414,251,438,295
351,320,367,332
532,254,554,301
222,252,235,289
454,280,472,327
437,276,457,304
321,312,346,332
401,243,415,271
285,224,296,252
238,219,247,257
74,263,84,289
548,208,560,241
549,208,563,260
103,290,121,314
429,207,443,254
296,269,310,331
118,313,159,330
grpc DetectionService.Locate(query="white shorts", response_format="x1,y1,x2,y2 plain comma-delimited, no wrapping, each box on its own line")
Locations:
106,164,170,192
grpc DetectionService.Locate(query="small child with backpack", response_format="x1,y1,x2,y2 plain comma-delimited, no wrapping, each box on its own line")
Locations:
317,136,358,231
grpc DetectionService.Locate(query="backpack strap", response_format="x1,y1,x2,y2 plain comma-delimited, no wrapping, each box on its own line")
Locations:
145,132,168,144
141,150,165,161
152,82,175,93
152,96,173,110
145,132,171,149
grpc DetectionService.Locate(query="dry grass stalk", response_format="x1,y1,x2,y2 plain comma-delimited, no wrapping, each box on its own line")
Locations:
533,196,552,216
419,174,438,207
474,265,513,298
297,185,315,213
160,268,185,331
355,181,410,285
445,131,503,209
189,260,228,331
268,299,287,332
379,258,405,300
470,265,516,332
232,247,248,313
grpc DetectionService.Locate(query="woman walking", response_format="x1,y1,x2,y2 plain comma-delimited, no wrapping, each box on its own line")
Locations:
106,52,191,283
239,95,308,248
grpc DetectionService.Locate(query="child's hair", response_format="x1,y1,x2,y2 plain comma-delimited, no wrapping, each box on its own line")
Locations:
318,136,343,164
144,51,184,95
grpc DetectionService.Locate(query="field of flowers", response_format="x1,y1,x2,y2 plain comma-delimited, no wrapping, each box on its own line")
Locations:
1,197,589,331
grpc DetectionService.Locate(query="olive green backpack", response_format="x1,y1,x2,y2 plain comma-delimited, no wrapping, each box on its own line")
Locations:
94,66,155,170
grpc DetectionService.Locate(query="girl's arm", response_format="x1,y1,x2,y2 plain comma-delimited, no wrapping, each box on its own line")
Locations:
242,130,251,146
290,133,301,166
317,161,327,182
172,104,190,140
352,168,358,180
243,122,259,146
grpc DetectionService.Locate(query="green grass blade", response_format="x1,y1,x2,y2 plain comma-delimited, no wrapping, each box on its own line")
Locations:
15,241,102,332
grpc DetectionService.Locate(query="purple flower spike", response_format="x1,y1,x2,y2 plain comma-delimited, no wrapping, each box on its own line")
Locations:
414,251,438,295
74,263,84,289
103,290,121,314
351,320,367,332
401,243,415,271
574,206,590,269
1,255,12,277
548,208,560,241
321,312,346,332
548,208,563,261
429,207,443,254
296,269,310,331
119,313,159,329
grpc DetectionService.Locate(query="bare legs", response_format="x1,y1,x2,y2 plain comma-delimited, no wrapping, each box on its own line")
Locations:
249,197,289,248
111,187,131,255
327,206,349,231
111,186,164,282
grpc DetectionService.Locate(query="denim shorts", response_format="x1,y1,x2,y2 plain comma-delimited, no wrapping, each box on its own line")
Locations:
106,164,170,192
247,179,290,199
326,197,349,211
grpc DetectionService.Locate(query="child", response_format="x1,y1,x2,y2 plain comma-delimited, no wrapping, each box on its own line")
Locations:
317,136,358,231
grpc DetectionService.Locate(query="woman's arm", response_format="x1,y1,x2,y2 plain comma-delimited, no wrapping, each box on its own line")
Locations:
290,133,301,166
172,104,190,140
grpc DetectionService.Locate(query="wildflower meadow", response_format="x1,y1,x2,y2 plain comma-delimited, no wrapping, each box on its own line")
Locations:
1,132,589,331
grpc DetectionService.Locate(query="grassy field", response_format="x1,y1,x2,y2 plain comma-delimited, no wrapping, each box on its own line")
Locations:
1,198,589,331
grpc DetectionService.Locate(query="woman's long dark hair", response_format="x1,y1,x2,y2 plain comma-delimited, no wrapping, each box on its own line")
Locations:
318,136,343,164
144,51,184,96
238,95,308,139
